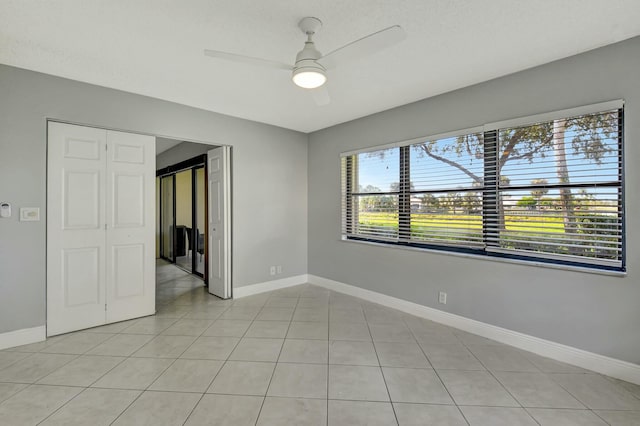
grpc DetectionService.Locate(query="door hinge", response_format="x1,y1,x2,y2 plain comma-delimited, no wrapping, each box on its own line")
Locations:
105,303,107,311
105,224,107,230
105,144,108,151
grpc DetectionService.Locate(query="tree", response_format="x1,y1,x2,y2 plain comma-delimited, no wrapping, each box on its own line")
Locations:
358,184,382,193
459,192,481,214
415,113,617,232
530,178,548,209
553,120,575,235
376,195,396,211
389,181,415,192
574,188,595,210
441,193,461,214
357,185,383,212
517,196,537,210
420,194,440,211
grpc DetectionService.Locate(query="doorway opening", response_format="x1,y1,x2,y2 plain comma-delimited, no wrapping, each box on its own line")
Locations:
155,138,232,301
157,155,207,279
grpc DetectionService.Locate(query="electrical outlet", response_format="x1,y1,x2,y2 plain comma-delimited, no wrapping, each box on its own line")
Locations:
438,291,447,304
276,265,282,274
269,266,276,276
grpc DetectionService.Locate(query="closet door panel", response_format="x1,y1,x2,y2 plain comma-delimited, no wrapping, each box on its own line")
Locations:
207,146,231,299
112,244,145,298
47,122,107,336
113,174,144,227
106,130,156,323
62,247,101,306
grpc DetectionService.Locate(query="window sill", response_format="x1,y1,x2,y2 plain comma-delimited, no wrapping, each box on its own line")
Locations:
340,237,627,277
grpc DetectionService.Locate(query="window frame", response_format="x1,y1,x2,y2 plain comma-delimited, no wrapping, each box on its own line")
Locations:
340,100,625,273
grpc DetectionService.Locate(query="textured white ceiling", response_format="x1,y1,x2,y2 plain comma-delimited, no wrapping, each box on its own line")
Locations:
1,0,639,133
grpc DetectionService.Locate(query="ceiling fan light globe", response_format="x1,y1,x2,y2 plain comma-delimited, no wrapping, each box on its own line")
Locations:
292,58,326,89
292,70,327,89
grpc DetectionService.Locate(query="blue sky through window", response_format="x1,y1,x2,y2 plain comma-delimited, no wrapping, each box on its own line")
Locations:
357,126,618,198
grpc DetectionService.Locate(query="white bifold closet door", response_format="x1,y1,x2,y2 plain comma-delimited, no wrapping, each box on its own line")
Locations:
208,146,231,299
47,122,155,336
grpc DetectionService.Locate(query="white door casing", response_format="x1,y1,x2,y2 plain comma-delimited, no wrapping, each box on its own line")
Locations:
208,146,231,299
105,130,155,323
47,122,108,336
47,122,155,336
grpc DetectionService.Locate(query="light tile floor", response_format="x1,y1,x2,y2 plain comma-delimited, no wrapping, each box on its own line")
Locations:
1,261,639,425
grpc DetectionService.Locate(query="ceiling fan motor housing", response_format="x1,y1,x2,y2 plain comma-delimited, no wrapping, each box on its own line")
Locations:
291,16,328,89
292,39,326,88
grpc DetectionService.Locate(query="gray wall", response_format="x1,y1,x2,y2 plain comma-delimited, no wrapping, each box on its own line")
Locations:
0,64,308,334
156,141,212,170
308,36,640,364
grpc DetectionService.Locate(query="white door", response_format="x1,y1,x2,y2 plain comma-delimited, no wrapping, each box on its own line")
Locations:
208,146,231,299
105,130,155,323
47,122,156,336
47,122,107,335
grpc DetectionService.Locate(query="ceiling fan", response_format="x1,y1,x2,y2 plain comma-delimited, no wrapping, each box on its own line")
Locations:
204,17,406,106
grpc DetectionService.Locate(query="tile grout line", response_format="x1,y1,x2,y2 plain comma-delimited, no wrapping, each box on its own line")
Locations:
252,288,303,425
34,352,133,425
363,306,400,425
146,294,240,425
95,275,227,425
16,323,148,425
102,275,212,424
405,315,471,426
5,265,638,425
456,331,544,422
538,373,627,424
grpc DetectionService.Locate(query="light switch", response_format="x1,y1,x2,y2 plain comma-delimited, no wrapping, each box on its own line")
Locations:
20,207,40,222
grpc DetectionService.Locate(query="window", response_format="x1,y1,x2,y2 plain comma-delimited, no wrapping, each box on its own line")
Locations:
341,101,624,271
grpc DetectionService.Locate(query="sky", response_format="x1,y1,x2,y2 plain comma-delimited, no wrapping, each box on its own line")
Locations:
356,126,619,202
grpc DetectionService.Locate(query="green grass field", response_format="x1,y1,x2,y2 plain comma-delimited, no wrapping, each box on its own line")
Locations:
357,212,566,234
355,211,618,259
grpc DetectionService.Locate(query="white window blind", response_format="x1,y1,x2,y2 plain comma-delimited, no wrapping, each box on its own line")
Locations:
341,102,624,271
409,133,485,247
489,109,622,267
342,147,401,241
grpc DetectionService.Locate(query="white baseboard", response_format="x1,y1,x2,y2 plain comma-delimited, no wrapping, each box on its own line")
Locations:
308,274,640,385
234,274,309,298
0,326,46,350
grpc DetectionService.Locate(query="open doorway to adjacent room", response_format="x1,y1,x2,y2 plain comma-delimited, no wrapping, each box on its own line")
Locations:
157,160,206,277
155,139,214,296
156,137,232,303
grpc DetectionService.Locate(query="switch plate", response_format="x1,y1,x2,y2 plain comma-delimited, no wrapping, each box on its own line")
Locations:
438,291,447,304
20,207,40,222
276,265,282,274
269,266,276,276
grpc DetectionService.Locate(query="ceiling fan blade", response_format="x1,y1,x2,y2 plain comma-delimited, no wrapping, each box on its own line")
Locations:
317,25,406,70
310,86,330,106
204,49,292,71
